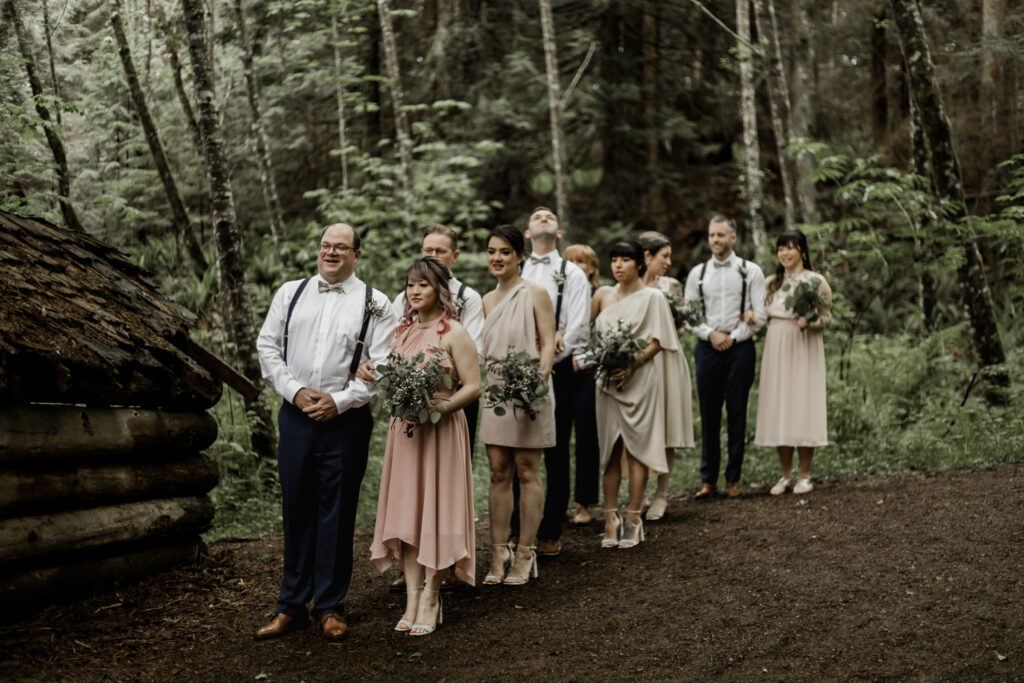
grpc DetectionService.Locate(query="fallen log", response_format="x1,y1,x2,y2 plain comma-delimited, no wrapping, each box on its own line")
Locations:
0,454,219,517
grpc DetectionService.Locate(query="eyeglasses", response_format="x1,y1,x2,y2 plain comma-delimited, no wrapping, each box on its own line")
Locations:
319,243,355,254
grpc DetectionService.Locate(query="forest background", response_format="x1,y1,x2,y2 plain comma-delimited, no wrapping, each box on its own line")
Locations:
2,0,1023,539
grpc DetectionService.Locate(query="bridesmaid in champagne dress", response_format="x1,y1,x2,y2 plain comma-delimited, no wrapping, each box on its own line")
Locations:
754,230,832,496
369,257,481,636
479,224,556,586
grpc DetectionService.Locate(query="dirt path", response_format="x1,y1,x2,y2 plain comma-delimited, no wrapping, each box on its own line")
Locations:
3,463,1022,681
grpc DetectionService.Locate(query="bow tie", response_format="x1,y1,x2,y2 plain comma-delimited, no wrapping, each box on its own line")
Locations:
713,260,731,268
529,255,551,265
318,281,345,293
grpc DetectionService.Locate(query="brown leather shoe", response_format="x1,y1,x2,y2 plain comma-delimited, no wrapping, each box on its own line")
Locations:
320,613,348,641
254,613,308,641
389,573,406,593
695,483,717,499
725,482,741,498
536,539,562,556
440,568,460,591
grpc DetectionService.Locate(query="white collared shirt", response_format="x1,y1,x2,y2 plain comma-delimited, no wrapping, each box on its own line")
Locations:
391,276,485,361
683,252,767,343
257,272,398,413
521,250,591,363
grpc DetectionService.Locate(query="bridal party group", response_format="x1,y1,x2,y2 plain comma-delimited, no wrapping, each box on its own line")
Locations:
252,208,833,641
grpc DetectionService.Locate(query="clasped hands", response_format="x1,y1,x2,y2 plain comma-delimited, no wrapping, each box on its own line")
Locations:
293,387,339,422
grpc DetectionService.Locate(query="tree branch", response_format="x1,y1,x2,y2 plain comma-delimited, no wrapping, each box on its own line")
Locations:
560,40,596,110
687,0,760,54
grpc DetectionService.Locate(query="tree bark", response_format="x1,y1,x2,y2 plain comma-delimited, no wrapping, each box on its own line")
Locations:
110,0,208,274
41,0,60,127
233,0,284,242
908,94,936,335
377,0,414,221
155,0,202,152
331,16,350,191
980,0,1007,194
752,0,799,229
538,0,570,235
870,2,888,150
789,0,817,222
181,0,279,479
890,0,1008,399
737,0,766,250
4,0,86,234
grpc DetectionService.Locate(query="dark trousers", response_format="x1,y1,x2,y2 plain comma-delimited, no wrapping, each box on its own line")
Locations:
276,401,372,620
463,397,479,458
512,357,577,541
694,339,755,486
572,378,600,507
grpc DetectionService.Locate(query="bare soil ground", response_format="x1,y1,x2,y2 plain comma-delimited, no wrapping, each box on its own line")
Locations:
2,463,1022,681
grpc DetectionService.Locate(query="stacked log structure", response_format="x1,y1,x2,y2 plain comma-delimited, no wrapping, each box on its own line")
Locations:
0,210,255,616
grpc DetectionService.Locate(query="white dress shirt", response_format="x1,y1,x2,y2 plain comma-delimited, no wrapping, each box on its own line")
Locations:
683,252,766,343
391,276,485,361
258,272,398,414
521,250,591,363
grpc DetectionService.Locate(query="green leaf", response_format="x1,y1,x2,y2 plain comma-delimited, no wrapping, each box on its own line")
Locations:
430,411,442,423
442,374,453,389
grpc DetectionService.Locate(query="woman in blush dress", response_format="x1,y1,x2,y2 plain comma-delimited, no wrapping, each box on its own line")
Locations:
754,230,832,496
479,224,556,586
591,241,693,549
369,257,481,636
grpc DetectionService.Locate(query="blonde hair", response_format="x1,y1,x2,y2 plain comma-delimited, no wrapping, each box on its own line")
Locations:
564,243,600,289
424,224,458,251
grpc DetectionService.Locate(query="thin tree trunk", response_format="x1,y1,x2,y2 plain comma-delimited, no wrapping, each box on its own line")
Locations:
233,0,284,242
870,2,888,149
181,0,279,482
752,0,798,229
909,95,936,335
110,0,208,273
980,0,1006,192
155,0,202,153
377,0,414,222
538,0,570,235
789,0,817,222
891,0,1008,400
331,16,350,191
5,0,86,233
737,0,766,249
41,0,60,126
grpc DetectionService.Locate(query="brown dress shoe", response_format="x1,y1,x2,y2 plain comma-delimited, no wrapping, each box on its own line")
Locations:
320,613,348,641
389,573,407,593
254,613,308,640
725,482,741,498
536,539,562,556
695,483,717,499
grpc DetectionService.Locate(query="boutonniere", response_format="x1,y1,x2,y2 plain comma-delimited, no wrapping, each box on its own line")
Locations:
365,296,388,319
453,296,467,318
552,270,567,288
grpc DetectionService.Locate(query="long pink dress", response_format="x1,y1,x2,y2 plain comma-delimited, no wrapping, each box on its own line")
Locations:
369,319,475,585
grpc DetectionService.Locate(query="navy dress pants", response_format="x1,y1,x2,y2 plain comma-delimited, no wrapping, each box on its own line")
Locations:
275,401,372,620
463,397,479,459
572,377,600,507
694,339,755,486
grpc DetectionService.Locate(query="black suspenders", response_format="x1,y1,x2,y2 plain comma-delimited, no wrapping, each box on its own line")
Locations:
283,278,311,365
554,258,567,326
282,278,375,378
698,259,747,319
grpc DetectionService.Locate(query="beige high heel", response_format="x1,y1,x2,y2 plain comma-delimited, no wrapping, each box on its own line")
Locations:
618,510,645,549
503,544,538,585
601,509,622,548
409,587,442,636
395,585,423,632
483,542,515,585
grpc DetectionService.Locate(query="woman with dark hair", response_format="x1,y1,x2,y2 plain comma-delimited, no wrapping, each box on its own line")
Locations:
591,241,693,548
754,230,832,495
479,225,556,585
369,257,481,636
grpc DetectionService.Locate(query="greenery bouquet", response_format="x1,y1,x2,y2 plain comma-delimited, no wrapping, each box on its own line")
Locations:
376,350,452,437
663,290,704,329
782,276,826,329
582,319,646,391
484,348,549,421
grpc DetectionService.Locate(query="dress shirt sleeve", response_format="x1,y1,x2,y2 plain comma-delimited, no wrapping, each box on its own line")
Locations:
684,267,713,341
330,289,399,413
731,263,768,343
257,281,304,403
562,264,592,358
391,291,407,321
459,288,486,362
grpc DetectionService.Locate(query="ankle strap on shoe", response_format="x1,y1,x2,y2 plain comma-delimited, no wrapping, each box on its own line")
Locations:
626,509,644,514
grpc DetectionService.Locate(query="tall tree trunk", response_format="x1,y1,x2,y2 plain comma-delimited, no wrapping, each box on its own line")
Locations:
377,0,414,223
233,0,284,242
737,0,766,250
890,0,1008,400
789,0,817,222
155,0,202,153
980,0,1007,197
41,0,60,127
5,0,86,233
181,0,279,482
909,95,937,336
331,16,350,191
752,0,799,229
538,0,570,235
110,0,208,274
870,2,888,150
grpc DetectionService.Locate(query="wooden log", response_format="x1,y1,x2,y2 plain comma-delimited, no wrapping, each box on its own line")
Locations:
0,406,217,463
0,453,219,517
0,538,204,616
0,496,214,568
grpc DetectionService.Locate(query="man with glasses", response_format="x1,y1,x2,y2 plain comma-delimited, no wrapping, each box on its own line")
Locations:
255,223,397,641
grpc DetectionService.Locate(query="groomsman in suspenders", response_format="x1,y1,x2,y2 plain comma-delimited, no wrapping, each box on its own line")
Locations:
519,207,591,556
254,223,397,641
684,215,767,499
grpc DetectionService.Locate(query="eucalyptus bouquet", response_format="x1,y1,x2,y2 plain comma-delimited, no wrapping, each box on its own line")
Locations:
376,350,452,437
664,290,704,329
782,276,826,329
484,348,549,421
582,320,646,391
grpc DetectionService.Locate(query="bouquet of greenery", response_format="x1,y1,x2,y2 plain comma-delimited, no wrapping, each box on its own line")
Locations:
376,350,452,437
581,319,646,391
663,290,704,329
484,348,549,421
782,276,826,329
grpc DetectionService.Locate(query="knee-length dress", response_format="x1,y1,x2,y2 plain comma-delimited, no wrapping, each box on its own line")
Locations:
369,319,475,585
478,283,556,449
595,287,694,474
754,271,832,447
